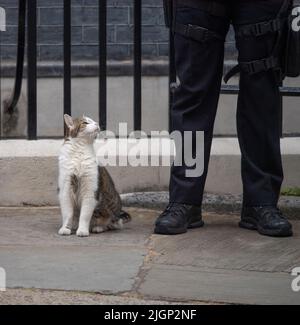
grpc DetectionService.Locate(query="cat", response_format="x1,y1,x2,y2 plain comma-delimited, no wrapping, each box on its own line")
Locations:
58,114,131,237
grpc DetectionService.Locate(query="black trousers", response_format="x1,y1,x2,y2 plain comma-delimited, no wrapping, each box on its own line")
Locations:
169,0,285,207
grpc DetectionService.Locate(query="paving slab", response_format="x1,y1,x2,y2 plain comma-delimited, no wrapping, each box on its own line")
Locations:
1,246,145,293
139,264,300,305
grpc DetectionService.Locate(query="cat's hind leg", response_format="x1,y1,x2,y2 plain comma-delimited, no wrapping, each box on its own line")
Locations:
91,219,122,233
91,216,110,233
91,207,117,233
106,211,131,231
91,225,106,234
107,219,124,231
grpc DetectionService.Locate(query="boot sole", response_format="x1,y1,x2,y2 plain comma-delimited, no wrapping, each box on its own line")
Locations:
188,220,205,229
239,219,293,238
154,220,204,235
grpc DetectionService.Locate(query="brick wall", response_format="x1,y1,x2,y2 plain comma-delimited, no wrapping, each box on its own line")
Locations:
0,0,236,62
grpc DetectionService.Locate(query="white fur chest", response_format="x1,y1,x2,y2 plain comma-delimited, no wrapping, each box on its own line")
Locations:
59,139,98,181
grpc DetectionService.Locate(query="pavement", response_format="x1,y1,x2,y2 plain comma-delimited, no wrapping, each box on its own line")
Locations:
0,207,299,305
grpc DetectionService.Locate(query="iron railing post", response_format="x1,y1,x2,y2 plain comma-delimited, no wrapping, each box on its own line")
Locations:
27,0,37,140
134,0,142,131
168,1,176,133
64,0,72,122
99,0,107,131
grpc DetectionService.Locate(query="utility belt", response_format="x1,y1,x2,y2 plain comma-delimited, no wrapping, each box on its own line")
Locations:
163,0,300,82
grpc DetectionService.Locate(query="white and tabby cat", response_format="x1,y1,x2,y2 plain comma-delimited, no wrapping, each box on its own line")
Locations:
58,114,131,237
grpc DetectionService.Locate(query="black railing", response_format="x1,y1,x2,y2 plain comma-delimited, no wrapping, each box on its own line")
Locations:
64,0,72,120
1,0,300,140
98,0,107,131
27,0,37,140
4,0,26,116
134,1,142,132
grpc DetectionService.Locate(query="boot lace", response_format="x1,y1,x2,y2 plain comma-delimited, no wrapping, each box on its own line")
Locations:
161,203,188,219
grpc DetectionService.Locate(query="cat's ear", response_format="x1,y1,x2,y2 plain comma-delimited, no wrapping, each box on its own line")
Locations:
64,114,74,130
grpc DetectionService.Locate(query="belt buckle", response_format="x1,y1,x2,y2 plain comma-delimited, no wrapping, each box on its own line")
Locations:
248,60,264,74
254,19,279,36
247,62,257,75
254,22,266,36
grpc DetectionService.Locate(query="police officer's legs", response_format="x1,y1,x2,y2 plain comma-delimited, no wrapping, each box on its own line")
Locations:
155,0,293,237
233,1,293,236
155,2,230,234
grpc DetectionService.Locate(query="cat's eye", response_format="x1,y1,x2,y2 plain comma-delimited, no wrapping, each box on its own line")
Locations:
82,122,89,125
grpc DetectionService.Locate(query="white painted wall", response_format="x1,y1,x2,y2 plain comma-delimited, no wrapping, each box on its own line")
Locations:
1,76,299,138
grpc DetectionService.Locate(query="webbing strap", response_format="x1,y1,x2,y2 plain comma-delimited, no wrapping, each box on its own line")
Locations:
241,56,279,74
223,56,280,83
223,65,240,84
224,0,291,82
235,18,285,38
174,23,225,42
176,0,228,17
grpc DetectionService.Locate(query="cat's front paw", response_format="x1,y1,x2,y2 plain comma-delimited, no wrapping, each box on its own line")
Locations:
58,227,72,236
76,228,90,237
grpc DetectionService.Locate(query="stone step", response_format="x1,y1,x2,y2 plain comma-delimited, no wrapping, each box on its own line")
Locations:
0,138,299,207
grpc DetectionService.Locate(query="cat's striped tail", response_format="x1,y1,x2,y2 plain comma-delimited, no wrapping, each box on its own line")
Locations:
119,210,132,224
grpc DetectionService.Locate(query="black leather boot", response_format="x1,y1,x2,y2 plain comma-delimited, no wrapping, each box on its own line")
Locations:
240,206,293,237
154,203,204,235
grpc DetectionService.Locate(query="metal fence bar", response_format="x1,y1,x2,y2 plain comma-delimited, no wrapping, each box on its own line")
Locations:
0,28,2,138
64,0,72,119
5,0,26,116
220,84,300,96
168,1,176,132
279,92,283,137
278,86,300,96
134,0,142,131
278,81,283,137
27,0,37,140
99,0,107,130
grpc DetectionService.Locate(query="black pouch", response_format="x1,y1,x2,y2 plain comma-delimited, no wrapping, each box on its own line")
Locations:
163,0,172,28
284,4,300,77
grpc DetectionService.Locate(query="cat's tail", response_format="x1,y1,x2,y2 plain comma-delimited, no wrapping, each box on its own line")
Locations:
119,210,132,224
